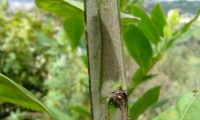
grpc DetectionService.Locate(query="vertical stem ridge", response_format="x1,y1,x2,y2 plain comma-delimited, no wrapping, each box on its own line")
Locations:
85,0,128,119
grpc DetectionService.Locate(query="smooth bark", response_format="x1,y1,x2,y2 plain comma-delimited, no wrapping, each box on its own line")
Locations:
85,0,128,119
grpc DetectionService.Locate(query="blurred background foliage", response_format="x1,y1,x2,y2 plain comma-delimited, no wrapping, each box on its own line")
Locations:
0,0,200,120
0,0,89,119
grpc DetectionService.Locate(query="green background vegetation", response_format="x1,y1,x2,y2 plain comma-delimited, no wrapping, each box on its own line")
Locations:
0,0,200,119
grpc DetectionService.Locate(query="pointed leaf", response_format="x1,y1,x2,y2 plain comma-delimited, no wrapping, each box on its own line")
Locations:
154,91,200,120
174,9,200,36
35,0,140,24
0,74,52,116
121,13,141,24
130,86,161,120
130,5,160,45
166,9,200,49
64,16,84,49
150,4,166,36
123,25,153,70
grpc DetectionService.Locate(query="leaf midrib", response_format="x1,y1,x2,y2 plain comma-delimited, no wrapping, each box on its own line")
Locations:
180,92,200,120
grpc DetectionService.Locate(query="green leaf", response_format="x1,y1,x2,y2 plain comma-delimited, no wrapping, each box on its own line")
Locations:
167,9,181,28
128,55,161,95
151,99,169,109
154,91,200,120
64,16,84,49
35,0,140,24
123,25,153,70
128,68,145,95
35,0,83,18
127,68,143,95
130,5,160,45
142,74,157,81
130,86,161,120
166,9,200,49
174,9,200,36
150,4,166,36
121,13,141,24
0,74,52,116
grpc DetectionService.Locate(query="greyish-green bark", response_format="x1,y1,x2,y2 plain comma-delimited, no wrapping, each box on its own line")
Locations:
85,0,128,120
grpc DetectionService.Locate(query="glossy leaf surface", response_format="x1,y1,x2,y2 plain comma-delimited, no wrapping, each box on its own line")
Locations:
130,5,160,45
123,25,153,70
150,4,166,36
